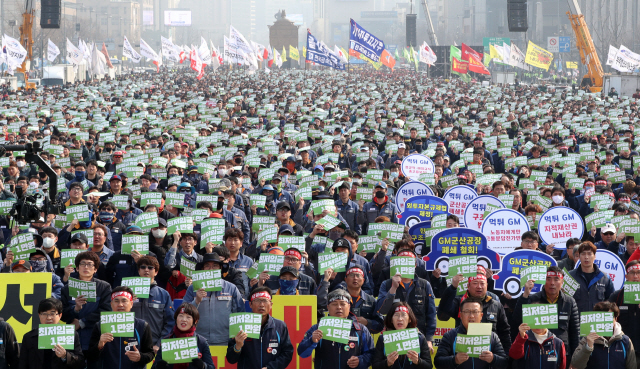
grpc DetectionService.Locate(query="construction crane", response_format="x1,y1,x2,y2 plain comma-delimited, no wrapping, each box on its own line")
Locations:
566,0,604,92
420,0,438,46
16,0,35,90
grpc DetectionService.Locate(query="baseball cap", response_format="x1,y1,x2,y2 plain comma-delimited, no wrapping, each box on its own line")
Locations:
278,224,295,235
11,259,31,271
279,266,299,278
70,233,89,245
332,238,351,251
110,175,122,182
125,225,144,235
157,218,168,227
398,143,406,149
601,223,616,234
374,181,387,189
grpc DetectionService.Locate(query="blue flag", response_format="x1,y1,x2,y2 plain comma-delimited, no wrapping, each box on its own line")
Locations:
306,30,345,70
349,19,385,63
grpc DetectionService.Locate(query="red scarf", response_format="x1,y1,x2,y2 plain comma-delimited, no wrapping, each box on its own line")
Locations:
171,325,198,369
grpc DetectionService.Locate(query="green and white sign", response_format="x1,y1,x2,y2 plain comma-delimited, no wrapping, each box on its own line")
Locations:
562,268,579,296
38,324,75,349
120,277,151,298
191,269,223,291
68,277,97,302
168,217,194,233
112,195,130,210
121,235,149,255
258,254,285,276
140,192,163,207
368,222,404,243
165,192,185,208
229,313,262,339
357,235,381,253
624,282,640,304
448,255,478,277
66,204,89,222
100,312,135,337
382,328,420,355
252,216,275,232
390,256,415,279
454,334,491,358
180,257,197,278
134,212,159,232
278,235,305,251
317,317,352,344
60,249,82,267
580,311,614,336
256,227,279,245
200,218,225,246
315,215,342,230
10,233,36,261
250,194,266,208
318,252,348,274
161,337,199,364
522,304,558,329
520,265,547,285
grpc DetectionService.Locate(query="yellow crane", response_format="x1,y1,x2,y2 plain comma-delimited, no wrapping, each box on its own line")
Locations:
15,0,35,90
566,0,605,92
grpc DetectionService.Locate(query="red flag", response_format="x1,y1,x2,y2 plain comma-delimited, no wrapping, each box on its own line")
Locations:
461,43,490,75
381,49,396,69
101,43,113,69
266,46,274,68
452,57,469,74
190,49,204,80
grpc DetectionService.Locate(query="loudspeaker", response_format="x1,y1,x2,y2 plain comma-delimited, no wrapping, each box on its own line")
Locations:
508,2,528,32
406,14,417,48
41,0,61,29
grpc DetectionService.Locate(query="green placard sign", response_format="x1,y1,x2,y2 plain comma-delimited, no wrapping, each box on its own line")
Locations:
318,252,348,274
368,222,404,243
101,312,135,337
66,204,89,222
229,313,262,339
112,195,130,210
390,256,415,279
200,218,225,246
257,254,285,276
382,328,421,355
120,277,151,298
520,265,547,285
256,227,279,245
521,304,558,329
161,337,199,364
562,268,579,296
168,217,194,233
317,317,352,344
165,192,185,208
60,249,82,267
180,257,197,278
68,277,97,302
623,282,640,304
278,235,305,251
38,324,75,349
134,212,159,232
448,255,478,277
455,334,491,357
250,194,266,208
252,215,275,232
191,269,223,291
121,235,150,255
580,311,614,336
315,215,342,230
10,233,36,261
357,235,381,253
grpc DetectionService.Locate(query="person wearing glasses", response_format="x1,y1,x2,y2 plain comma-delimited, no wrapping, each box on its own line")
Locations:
19,298,85,369
226,287,294,369
517,231,545,252
434,297,508,369
608,260,640,366
513,266,579,367
131,256,175,355
61,251,112,356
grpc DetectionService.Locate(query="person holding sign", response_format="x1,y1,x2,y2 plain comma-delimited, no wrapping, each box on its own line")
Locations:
608,260,640,365
371,302,432,369
298,289,374,369
568,242,615,313
61,251,112,353
183,253,245,346
437,267,513,353
357,181,397,235
434,297,508,369
509,308,566,369
19,298,85,369
226,287,294,369
513,266,580,366
259,248,317,295
150,303,214,369
376,248,437,352
87,286,155,369
571,301,636,369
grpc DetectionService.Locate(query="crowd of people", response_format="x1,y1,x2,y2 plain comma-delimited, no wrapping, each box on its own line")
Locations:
0,67,639,369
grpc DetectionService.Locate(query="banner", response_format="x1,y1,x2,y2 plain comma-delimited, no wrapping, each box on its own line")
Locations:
0,274,52,343
611,45,640,73
383,328,421,355
161,36,180,63
224,36,243,65
306,29,345,70
537,207,584,249
424,228,500,273
481,209,530,255
606,45,618,66
381,49,396,69
65,38,83,66
349,19,385,62
199,37,212,65
463,195,505,232
452,57,469,74
461,43,490,74
400,154,435,180
47,39,60,62
140,38,160,63
395,181,434,214
397,195,448,227
524,40,553,71
522,304,558,329
443,186,477,225
580,312,614,336
509,43,531,71
101,42,113,68
122,36,141,63
492,249,557,297
190,49,204,80
566,61,578,69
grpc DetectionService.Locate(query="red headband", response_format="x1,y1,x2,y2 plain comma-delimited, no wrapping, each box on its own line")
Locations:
397,251,416,258
284,249,302,259
606,192,615,198
111,291,133,301
458,175,467,179
628,265,640,273
477,266,487,275
585,181,594,186
596,180,607,186
468,274,487,282
251,292,272,301
346,267,364,277
179,307,186,314
546,271,564,279
395,306,410,314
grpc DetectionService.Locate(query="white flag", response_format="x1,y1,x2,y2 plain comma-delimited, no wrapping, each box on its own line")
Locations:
90,43,106,76
229,25,255,59
47,39,60,62
198,37,212,65
3,34,27,71
122,36,141,63
140,38,160,62
224,35,243,64
611,45,640,73
419,41,437,65
509,43,531,71
66,38,83,65
334,45,348,63
273,48,282,68
607,45,618,66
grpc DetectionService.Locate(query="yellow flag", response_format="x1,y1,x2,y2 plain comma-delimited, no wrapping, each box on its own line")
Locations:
566,61,578,69
281,46,287,62
289,45,299,61
303,46,306,58
524,41,554,71
341,47,349,62
484,53,491,67
489,44,502,61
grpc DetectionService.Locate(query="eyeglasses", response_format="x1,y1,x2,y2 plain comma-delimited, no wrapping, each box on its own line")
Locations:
139,265,155,270
252,298,271,305
38,311,59,317
522,240,538,244
461,310,482,315
79,262,95,268
284,257,300,263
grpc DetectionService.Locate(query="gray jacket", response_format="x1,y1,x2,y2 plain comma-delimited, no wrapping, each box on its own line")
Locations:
131,283,175,346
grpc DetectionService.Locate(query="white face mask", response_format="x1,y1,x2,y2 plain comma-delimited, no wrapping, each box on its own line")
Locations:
218,169,227,177
42,237,55,248
434,130,441,135
16,161,25,168
552,195,564,204
152,229,167,238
